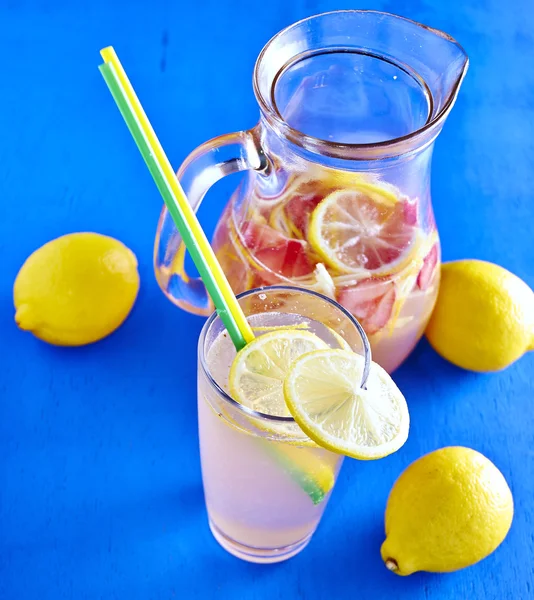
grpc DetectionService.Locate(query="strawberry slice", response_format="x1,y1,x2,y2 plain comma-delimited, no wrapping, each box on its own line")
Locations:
337,279,396,335
416,243,439,291
211,205,231,249
403,198,418,227
284,190,323,236
240,221,316,283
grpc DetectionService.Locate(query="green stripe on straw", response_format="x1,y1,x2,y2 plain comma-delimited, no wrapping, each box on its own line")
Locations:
99,61,249,351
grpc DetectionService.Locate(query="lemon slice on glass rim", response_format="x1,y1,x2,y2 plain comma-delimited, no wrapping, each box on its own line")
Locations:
229,329,408,460
229,329,329,417
284,349,410,460
227,325,348,451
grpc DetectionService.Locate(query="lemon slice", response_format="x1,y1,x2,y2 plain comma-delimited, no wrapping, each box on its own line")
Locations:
308,187,420,276
229,329,329,416
262,441,337,505
284,349,409,460
228,329,336,505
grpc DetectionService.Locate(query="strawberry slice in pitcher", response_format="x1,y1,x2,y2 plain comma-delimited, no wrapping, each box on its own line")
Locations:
337,278,396,335
403,197,418,227
416,242,439,290
240,220,316,284
284,189,324,237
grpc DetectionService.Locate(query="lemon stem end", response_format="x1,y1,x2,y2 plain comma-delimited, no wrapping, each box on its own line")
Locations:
14,304,33,331
385,559,398,572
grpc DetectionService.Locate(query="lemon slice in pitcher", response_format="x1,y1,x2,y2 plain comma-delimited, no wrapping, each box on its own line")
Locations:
284,349,409,460
308,187,420,276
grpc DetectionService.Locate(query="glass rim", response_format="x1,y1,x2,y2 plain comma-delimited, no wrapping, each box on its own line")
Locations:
252,9,469,160
198,285,371,424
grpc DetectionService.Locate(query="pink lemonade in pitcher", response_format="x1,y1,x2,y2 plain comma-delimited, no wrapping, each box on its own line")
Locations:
154,12,468,373
211,167,440,373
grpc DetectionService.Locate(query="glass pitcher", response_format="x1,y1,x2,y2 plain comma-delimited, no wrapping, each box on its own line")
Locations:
154,10,468,372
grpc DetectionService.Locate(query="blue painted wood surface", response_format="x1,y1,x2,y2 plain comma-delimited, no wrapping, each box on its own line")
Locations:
1,1,533,598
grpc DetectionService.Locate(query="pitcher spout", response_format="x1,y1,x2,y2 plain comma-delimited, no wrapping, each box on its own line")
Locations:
404,15,469,133
254,10,469,160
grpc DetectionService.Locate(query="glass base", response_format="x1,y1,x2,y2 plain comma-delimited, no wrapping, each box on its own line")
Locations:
208,519,313,564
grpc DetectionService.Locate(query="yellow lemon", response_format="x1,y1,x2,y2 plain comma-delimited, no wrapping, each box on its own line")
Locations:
14,232,140,346
426,260,534,371
381,446,513,575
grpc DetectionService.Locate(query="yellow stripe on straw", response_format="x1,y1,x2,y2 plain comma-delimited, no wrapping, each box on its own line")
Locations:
100,46,254,346
98,50,336,504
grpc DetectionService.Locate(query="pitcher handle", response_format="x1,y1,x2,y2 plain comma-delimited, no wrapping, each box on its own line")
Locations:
154,127,267,315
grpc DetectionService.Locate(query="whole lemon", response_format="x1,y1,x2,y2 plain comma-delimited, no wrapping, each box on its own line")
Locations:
381,446,513,576
14,233,140,346
425,260,534,371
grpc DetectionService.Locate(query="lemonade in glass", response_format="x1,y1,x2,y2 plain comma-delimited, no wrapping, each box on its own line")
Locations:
197,286,370,562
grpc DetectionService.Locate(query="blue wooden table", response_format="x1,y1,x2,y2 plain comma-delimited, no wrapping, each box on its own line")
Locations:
1,1,533,598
